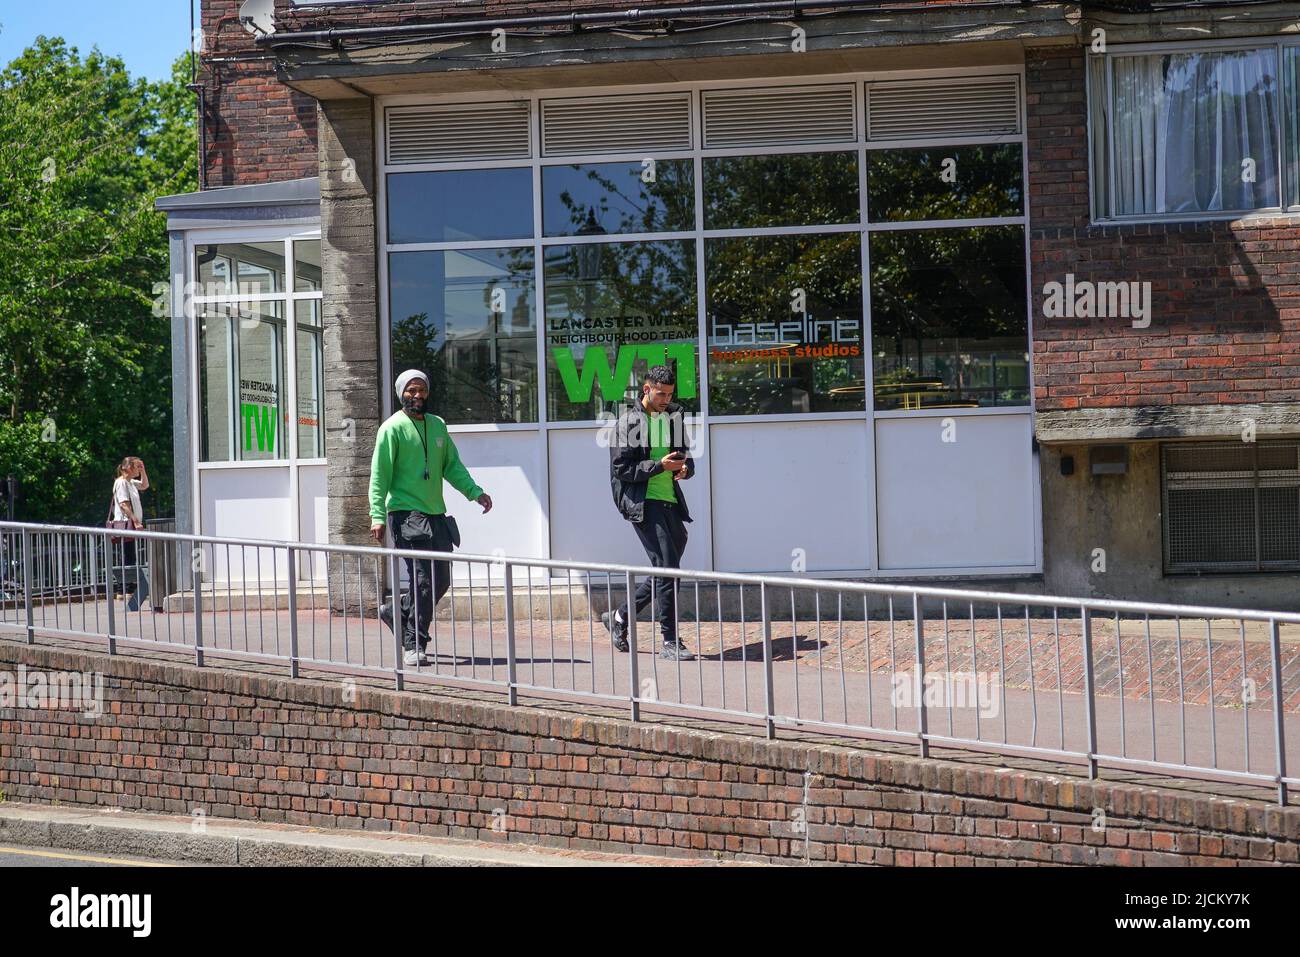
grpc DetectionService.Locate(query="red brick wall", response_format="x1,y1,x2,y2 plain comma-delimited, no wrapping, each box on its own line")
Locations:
1026,46,1300,412
2,642,1296,865
201,0,318,186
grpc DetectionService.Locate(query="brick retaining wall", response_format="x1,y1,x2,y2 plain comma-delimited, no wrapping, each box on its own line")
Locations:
1,642,1296,865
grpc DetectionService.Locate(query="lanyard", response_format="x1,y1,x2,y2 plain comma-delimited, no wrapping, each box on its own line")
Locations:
414,418,430,481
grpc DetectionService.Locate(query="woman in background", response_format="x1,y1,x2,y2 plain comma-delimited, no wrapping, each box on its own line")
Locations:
112,457,150,612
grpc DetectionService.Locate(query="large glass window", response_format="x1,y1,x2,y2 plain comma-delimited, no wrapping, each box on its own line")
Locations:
199,301,287,461
382,87,1032,427
544,240,697,422
195,237,325,462
387,169,533,243
1092,46,1285,218
704,151,859,229
868,144,1023,221
706,234,864,415
543,160,694,236
869,226,1028,410
196,242,286,296
295,299,324,458
1288,47,1300,208
390,248,537,424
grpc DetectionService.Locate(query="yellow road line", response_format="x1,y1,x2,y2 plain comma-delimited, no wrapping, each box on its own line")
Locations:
0,845,172,867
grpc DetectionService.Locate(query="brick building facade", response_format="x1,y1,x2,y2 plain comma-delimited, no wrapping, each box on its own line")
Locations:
159,0,1300,607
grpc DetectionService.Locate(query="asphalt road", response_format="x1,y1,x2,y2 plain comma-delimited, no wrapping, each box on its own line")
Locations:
0,846,180,867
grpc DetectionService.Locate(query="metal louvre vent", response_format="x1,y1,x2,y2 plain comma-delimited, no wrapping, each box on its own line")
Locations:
541,92,692,156
1162,441,1300,573
386,101,531,165
866,76,1021,141
702,85,857,148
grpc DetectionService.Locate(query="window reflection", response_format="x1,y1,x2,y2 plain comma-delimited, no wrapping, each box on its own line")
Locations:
869,226,1028,410
704,152,858,229
544,239,697,422
706,234,864,415
543,160,694,236
387,169,533,244
868,144,1023,222
196,243,285,297
390,248,537,424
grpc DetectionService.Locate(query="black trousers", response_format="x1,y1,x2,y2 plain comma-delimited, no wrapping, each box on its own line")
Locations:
388,511,454,652
618,499,688,643
119,538,149,613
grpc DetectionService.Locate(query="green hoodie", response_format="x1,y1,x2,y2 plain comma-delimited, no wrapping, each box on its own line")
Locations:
368,411,484,524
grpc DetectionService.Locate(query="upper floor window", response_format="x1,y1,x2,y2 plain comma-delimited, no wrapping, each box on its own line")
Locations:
1090,42,1300,221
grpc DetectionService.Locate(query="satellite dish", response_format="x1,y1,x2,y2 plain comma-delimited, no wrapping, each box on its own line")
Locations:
239,0,276,36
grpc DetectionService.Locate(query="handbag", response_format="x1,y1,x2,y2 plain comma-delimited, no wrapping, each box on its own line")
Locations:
105,496,131,544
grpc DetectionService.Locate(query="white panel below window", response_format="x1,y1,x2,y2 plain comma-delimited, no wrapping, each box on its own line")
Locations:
710,420,870,573
443,430,547,583
875,414,1037,571
548,425,713,574
201,467,292,582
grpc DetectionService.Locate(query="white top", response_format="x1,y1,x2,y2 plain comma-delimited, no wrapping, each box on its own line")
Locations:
113,477,143,524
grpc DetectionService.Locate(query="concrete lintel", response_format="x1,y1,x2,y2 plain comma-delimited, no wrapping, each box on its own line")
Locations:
1079,3,1300,46
274,6,1082,97
1035,404,1300,444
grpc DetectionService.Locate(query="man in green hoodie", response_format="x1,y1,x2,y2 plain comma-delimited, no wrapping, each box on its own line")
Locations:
370,369,492,666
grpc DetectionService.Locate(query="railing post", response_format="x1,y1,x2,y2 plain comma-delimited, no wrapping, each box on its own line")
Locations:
287,546,300,679
1081,605,1097,779
503,562,518,707
626,571,639,722
1269,618,1288,806
21,528,34,644
760,583,776,740
105,534,117,655
388,550,404,692
191,539,204,667
913,592,929,759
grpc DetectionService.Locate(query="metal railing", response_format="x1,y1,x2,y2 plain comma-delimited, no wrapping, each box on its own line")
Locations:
0,518,178,603
0,520,1295,805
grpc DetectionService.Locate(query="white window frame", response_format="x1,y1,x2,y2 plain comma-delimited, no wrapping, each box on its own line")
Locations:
376,65,1032,433
1087,36,1300,225
185,226,325,542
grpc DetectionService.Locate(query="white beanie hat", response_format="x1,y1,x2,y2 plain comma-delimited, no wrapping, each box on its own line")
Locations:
395,369,429,399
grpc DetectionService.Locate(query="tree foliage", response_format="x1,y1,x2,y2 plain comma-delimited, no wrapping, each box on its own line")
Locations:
0,36,196,522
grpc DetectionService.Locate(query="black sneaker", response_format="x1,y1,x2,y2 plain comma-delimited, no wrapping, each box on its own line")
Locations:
601,610,629,653
660,640,695,661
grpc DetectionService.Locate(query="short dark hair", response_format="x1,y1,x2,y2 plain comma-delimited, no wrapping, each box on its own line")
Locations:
645,365,676,387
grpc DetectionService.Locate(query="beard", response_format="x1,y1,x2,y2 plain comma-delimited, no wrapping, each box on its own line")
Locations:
401,395,426,415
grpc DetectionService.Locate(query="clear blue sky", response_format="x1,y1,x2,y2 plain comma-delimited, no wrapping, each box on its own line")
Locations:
0,0,196,83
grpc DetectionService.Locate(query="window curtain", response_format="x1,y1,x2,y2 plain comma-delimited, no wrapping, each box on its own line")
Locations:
1111,49,1279,215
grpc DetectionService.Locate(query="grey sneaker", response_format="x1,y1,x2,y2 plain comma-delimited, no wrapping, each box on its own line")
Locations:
403,648,430,667
601,610,629,653
660,641,695,661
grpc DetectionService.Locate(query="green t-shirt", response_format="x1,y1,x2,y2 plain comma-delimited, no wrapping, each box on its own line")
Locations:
368,411,484,523
645,412,677,504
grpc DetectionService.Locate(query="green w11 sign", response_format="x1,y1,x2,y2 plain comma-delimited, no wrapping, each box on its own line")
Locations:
552,343,697,403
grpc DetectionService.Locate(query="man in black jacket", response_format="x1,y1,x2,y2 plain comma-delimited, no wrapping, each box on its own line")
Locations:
601,365,696,661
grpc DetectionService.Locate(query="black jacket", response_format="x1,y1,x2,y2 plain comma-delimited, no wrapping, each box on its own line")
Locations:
608,400,695,524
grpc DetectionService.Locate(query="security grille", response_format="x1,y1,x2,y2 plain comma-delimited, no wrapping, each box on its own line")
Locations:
1161,441,1300,573
866,75,1021,141
541,92,692,156
702,85,857,148
385,101,531,164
